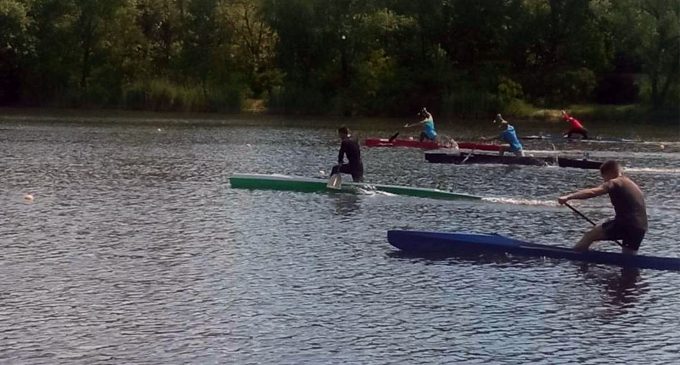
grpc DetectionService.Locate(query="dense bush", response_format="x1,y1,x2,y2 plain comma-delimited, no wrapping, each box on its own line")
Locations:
1,0,677,118
595,74,640,104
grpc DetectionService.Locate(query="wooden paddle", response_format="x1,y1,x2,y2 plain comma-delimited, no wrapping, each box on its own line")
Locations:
564,202,623,247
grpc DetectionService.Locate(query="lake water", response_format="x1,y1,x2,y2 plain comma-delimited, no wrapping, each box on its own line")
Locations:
1,113,680,364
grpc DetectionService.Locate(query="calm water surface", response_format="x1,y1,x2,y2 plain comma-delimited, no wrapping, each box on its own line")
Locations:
1,115,680,364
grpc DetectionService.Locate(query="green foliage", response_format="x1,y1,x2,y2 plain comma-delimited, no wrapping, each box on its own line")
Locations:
442,88,499,119
560,103,648,122
502,98,535,117
605,0,680,108
544,67,598,104
497,77,524,104
220,0,281,97
0,0,32,103
2,0,677,121
267,83,331,114
0,0,31,50
122,78,243,112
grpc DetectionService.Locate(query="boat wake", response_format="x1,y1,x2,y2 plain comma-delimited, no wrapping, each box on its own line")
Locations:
624,167,680,174
482,197,558,207
353,185,397,196
371,190,398,197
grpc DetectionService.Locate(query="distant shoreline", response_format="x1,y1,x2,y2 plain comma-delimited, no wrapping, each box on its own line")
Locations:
1,103,678,125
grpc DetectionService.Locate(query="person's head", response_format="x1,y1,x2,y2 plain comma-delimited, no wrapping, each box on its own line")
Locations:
418,107,428,117
493,113,504,123
599,160,622,181
338,126,350,138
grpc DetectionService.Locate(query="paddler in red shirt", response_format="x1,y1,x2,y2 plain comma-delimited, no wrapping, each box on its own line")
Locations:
561,110,589,139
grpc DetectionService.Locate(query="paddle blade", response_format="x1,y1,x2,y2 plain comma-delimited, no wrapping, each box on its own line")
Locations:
327,174,342,189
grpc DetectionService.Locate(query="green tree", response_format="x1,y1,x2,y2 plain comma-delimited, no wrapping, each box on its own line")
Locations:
182,0,223,94
219,0,281,97
511,0,609,103
135,0,184,76
608,0,679,108
0,0,32,103
23,0,79,103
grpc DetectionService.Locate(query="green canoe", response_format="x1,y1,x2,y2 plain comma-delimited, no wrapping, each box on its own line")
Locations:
229,173,481,201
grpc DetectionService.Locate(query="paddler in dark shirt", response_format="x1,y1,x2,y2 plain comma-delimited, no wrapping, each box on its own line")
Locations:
558,160,647,254
331,126,364,182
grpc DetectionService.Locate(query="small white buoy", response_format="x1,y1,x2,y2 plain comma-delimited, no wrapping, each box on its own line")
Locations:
246,143,252,147
660,144,665,150
23,193,34,202
157,128,162,132
319,170,325,176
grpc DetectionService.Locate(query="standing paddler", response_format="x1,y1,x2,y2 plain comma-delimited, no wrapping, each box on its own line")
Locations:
558,160,647,254
331,126,364,182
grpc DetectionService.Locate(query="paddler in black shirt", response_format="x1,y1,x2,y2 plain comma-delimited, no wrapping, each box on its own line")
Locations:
331,126,364,182
558,160,647,254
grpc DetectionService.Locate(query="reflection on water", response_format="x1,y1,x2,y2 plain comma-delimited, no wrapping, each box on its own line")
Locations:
578,265,645,311
332,192,362,216
1,116,680,364
603,267,644,307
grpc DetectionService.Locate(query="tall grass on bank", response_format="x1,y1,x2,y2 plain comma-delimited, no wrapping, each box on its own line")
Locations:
123,79,243,112
552,104,679,124
441,89,534,120
525,104,679,123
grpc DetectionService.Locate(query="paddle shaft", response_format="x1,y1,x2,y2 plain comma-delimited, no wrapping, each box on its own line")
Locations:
564,202,623,247
389,122,414,141
564,202,597,225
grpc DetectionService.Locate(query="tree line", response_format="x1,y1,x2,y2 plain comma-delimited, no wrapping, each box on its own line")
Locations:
1,0,678,118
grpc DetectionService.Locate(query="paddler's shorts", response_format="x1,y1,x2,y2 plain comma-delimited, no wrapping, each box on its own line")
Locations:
566,127,589,139
510,147,524,156
602,219,646,251
421,131,437,141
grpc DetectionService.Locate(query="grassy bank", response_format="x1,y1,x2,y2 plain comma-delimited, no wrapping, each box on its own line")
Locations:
1,101,677,125
514,103,679,124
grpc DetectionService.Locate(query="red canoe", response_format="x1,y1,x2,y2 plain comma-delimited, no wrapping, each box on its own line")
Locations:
364,138,501,151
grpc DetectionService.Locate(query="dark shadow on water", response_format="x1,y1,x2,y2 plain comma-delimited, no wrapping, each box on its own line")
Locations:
576,264,648,314
388,249,648,312
387,249,544,269
331,192,361,216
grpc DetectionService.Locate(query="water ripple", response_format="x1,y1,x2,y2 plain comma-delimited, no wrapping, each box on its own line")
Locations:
1,118,679,364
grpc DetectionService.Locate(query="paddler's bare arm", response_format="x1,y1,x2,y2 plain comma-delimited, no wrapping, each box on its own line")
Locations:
558,185,608,205
404,120,427,128
479,135,500,141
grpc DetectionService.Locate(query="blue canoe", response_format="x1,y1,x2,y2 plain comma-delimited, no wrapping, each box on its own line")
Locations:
387,230,680,271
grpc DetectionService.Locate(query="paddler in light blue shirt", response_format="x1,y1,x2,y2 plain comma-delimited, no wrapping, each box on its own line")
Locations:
491,113,524,156
404,107,437,142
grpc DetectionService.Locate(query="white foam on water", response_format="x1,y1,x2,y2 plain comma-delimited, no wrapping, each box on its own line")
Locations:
624,167,680,174
641,140,680,146
373,190,397,197
482,197,558,206
353,186,396,196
